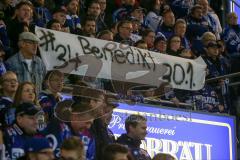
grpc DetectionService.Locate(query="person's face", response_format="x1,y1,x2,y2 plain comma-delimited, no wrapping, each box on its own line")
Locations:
175,22,186,37
21,84,35,103
132,21,140,32
98,0,106,13
169,36,181,51
129,121,147,140
84,21,96,34
113,153,128,160
60,149,83,160
16,4,32,22
35,148,55,160
88,3,101,17
144,32,155,48
22,40,39,56
163,11,175,27
228,13,238,26
198,0,208,15
53,12,66,26
17,114,38,134
90,94,105,116
192,8,203,20
2,73,18,94
48,74,64,93
119,23,133,39
206,45,219,58
155,40,167,53
51,22,62,31
131,9,144,21
70,114,94,133
99,33,113,41
67,0,78,15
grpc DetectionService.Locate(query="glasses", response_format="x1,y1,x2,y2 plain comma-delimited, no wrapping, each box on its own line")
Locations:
121,26,133,31
3,79,18,83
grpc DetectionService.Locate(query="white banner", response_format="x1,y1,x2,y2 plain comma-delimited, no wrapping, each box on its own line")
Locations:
35,26,206,91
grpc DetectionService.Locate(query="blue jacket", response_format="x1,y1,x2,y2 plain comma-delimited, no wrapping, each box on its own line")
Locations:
117,134,151,160
4,123,38,160
0,96,13,129
222,25,240,56
5,52,46,93
41,119,96,159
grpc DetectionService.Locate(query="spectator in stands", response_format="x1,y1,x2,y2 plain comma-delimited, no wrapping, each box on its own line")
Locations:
5,32,46,93
202,41,230,112
142,28,155,50
152,152,176,160
0,19,10,57
114,20,134,45
102,144,129,160
97,30,114,41
65,0,81,34
222,12,240,74
174,19,190,50
166,35,186,57
0,71,18,129
3,82,38,126
156,9,175,39
3,102,41,159
33,0,52,27
135,39,148,49
129,6,145,26
197,0,222,39
60,137,84,160
39,70,64,122
154,34,167,53
144,0,164,32
79,16,96,37
169,0,194,19
46,19,62,31
6,1,34,53
52,7,69,32
97,0,112,30
113,0,136,23
117,114,151,160
0,0,14,21
22,137,54,160
87,0,107,32
0,41,6,76
186,5,209,46
41,99,96,159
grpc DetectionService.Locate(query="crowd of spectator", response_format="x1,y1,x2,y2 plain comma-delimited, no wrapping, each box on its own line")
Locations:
0,0,239,159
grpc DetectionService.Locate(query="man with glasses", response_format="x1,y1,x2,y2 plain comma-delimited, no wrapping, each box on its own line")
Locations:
114,20,134,45
0,71,18,129
3,102,42,159
5,32,46,93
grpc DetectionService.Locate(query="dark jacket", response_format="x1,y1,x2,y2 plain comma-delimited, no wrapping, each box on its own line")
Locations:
117,134,151,160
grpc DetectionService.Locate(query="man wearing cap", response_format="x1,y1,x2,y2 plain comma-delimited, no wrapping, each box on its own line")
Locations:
3,102,42,159
201,41,230,112
20,137,54,160
5,31,46,93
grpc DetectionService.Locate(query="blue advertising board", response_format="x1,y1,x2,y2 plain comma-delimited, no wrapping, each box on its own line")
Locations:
109,103,236,160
